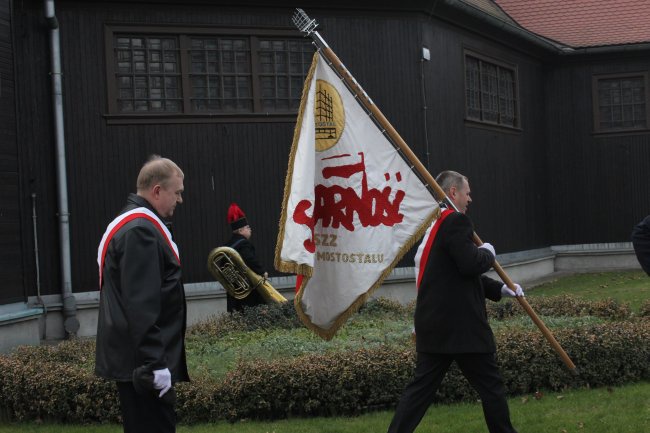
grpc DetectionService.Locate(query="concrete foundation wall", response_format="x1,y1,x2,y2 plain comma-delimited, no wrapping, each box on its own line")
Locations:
0,304,43,353
0,243,643,352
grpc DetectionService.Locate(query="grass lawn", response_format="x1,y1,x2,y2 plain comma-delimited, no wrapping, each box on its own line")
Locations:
529,270,648,311
1,382,647,432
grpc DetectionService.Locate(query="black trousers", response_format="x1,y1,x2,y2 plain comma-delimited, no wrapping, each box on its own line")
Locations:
116,381,176,433
387,352,517,433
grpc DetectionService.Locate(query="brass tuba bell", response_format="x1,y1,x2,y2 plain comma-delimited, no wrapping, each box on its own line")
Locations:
207,246,287,304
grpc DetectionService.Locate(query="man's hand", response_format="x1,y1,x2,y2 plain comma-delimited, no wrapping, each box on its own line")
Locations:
479,242,496,258
153,368,172,397
501,283,525,297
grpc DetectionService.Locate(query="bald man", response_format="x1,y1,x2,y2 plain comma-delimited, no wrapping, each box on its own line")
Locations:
96,155,189,433
387,170,522,433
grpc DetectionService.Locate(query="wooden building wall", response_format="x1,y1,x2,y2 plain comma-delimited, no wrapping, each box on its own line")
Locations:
10,0,648,303
545,53,650,245
12,1,438,296
419,12,552,253
12,0,60,302
0,0,25,305
10,1,442,293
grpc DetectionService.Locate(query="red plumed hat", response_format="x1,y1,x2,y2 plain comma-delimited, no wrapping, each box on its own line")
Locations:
227,202,249,230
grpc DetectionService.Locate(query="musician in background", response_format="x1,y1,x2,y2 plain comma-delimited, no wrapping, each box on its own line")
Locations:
225,202,268,312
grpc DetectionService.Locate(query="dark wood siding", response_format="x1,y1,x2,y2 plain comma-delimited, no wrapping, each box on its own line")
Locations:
11,0,649,301
13,0,60,299
545,54,650,245
14,2,440,294
0,0,25,304
420,16,551,253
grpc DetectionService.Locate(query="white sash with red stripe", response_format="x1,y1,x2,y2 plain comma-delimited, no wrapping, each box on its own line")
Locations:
97,207,180,289
414,208,455,289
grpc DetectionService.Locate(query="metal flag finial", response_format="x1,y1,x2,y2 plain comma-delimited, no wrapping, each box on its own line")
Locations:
293,8,318,34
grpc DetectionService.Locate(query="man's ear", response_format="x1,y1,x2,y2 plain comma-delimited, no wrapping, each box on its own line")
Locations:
448,186,457,200
151,184,161,199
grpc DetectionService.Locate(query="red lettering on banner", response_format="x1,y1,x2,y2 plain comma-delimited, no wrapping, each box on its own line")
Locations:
292,152,405,253
293,200,317,253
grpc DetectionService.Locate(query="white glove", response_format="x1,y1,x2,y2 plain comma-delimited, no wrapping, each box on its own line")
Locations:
152,368,172,397
501,283,524,298
479,242,495,258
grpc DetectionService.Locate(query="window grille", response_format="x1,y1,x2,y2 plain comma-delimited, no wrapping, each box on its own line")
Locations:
114,36,182,113
465,53,518,128
595,74,648,132
106,27,314,120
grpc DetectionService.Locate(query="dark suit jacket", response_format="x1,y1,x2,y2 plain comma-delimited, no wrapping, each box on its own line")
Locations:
414,212,503,354
632,215,650,276
225,233,266,312
95,194,189,383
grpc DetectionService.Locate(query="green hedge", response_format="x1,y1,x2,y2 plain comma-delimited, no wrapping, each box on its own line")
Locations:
1,320,648,423
0,348,119,423
639,299,650,318
188,301,302,338
487,295,633,320
185,321,650,422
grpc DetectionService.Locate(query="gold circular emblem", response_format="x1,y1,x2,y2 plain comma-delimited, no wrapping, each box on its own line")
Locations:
314,79,345,152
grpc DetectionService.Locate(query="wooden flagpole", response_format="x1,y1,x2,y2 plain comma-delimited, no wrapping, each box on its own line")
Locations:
292,9,578,374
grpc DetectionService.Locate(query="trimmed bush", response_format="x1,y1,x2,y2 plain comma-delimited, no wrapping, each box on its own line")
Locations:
639,299,650,318
0,340,119,423
212,345,413,421
487,295,632,320
187,301,301,338
195,321,650,421
0,319,648,423
358,297,410,318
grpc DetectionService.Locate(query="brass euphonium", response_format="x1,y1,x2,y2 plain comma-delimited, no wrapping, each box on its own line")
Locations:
207,246,287,304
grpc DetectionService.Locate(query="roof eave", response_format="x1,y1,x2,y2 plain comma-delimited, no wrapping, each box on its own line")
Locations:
445,0,650,57
559,42,650,56
442,0,565,54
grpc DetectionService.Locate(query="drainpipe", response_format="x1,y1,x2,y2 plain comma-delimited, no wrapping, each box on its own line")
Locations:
45,0,79,337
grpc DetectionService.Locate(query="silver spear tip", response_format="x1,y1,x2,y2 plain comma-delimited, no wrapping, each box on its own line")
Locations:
292,8,318,34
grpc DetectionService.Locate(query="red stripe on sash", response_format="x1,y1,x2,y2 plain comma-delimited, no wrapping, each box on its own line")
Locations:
416,209,454,290
99,213,180,289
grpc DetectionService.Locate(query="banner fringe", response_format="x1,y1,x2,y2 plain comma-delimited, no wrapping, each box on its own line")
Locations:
294,206,440,340
273,52,319,279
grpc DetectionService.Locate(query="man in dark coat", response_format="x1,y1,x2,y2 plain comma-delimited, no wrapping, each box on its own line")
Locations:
387,170,523,433
632,215,650,276
225,202,268,312
96,155,189,433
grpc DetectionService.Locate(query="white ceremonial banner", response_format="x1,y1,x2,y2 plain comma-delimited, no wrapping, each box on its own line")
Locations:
275,53,438,340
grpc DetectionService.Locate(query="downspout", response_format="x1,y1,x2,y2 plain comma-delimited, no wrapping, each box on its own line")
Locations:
44,0,79,337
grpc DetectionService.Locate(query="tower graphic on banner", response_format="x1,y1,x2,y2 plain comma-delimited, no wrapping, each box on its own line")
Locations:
315,84,336,140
